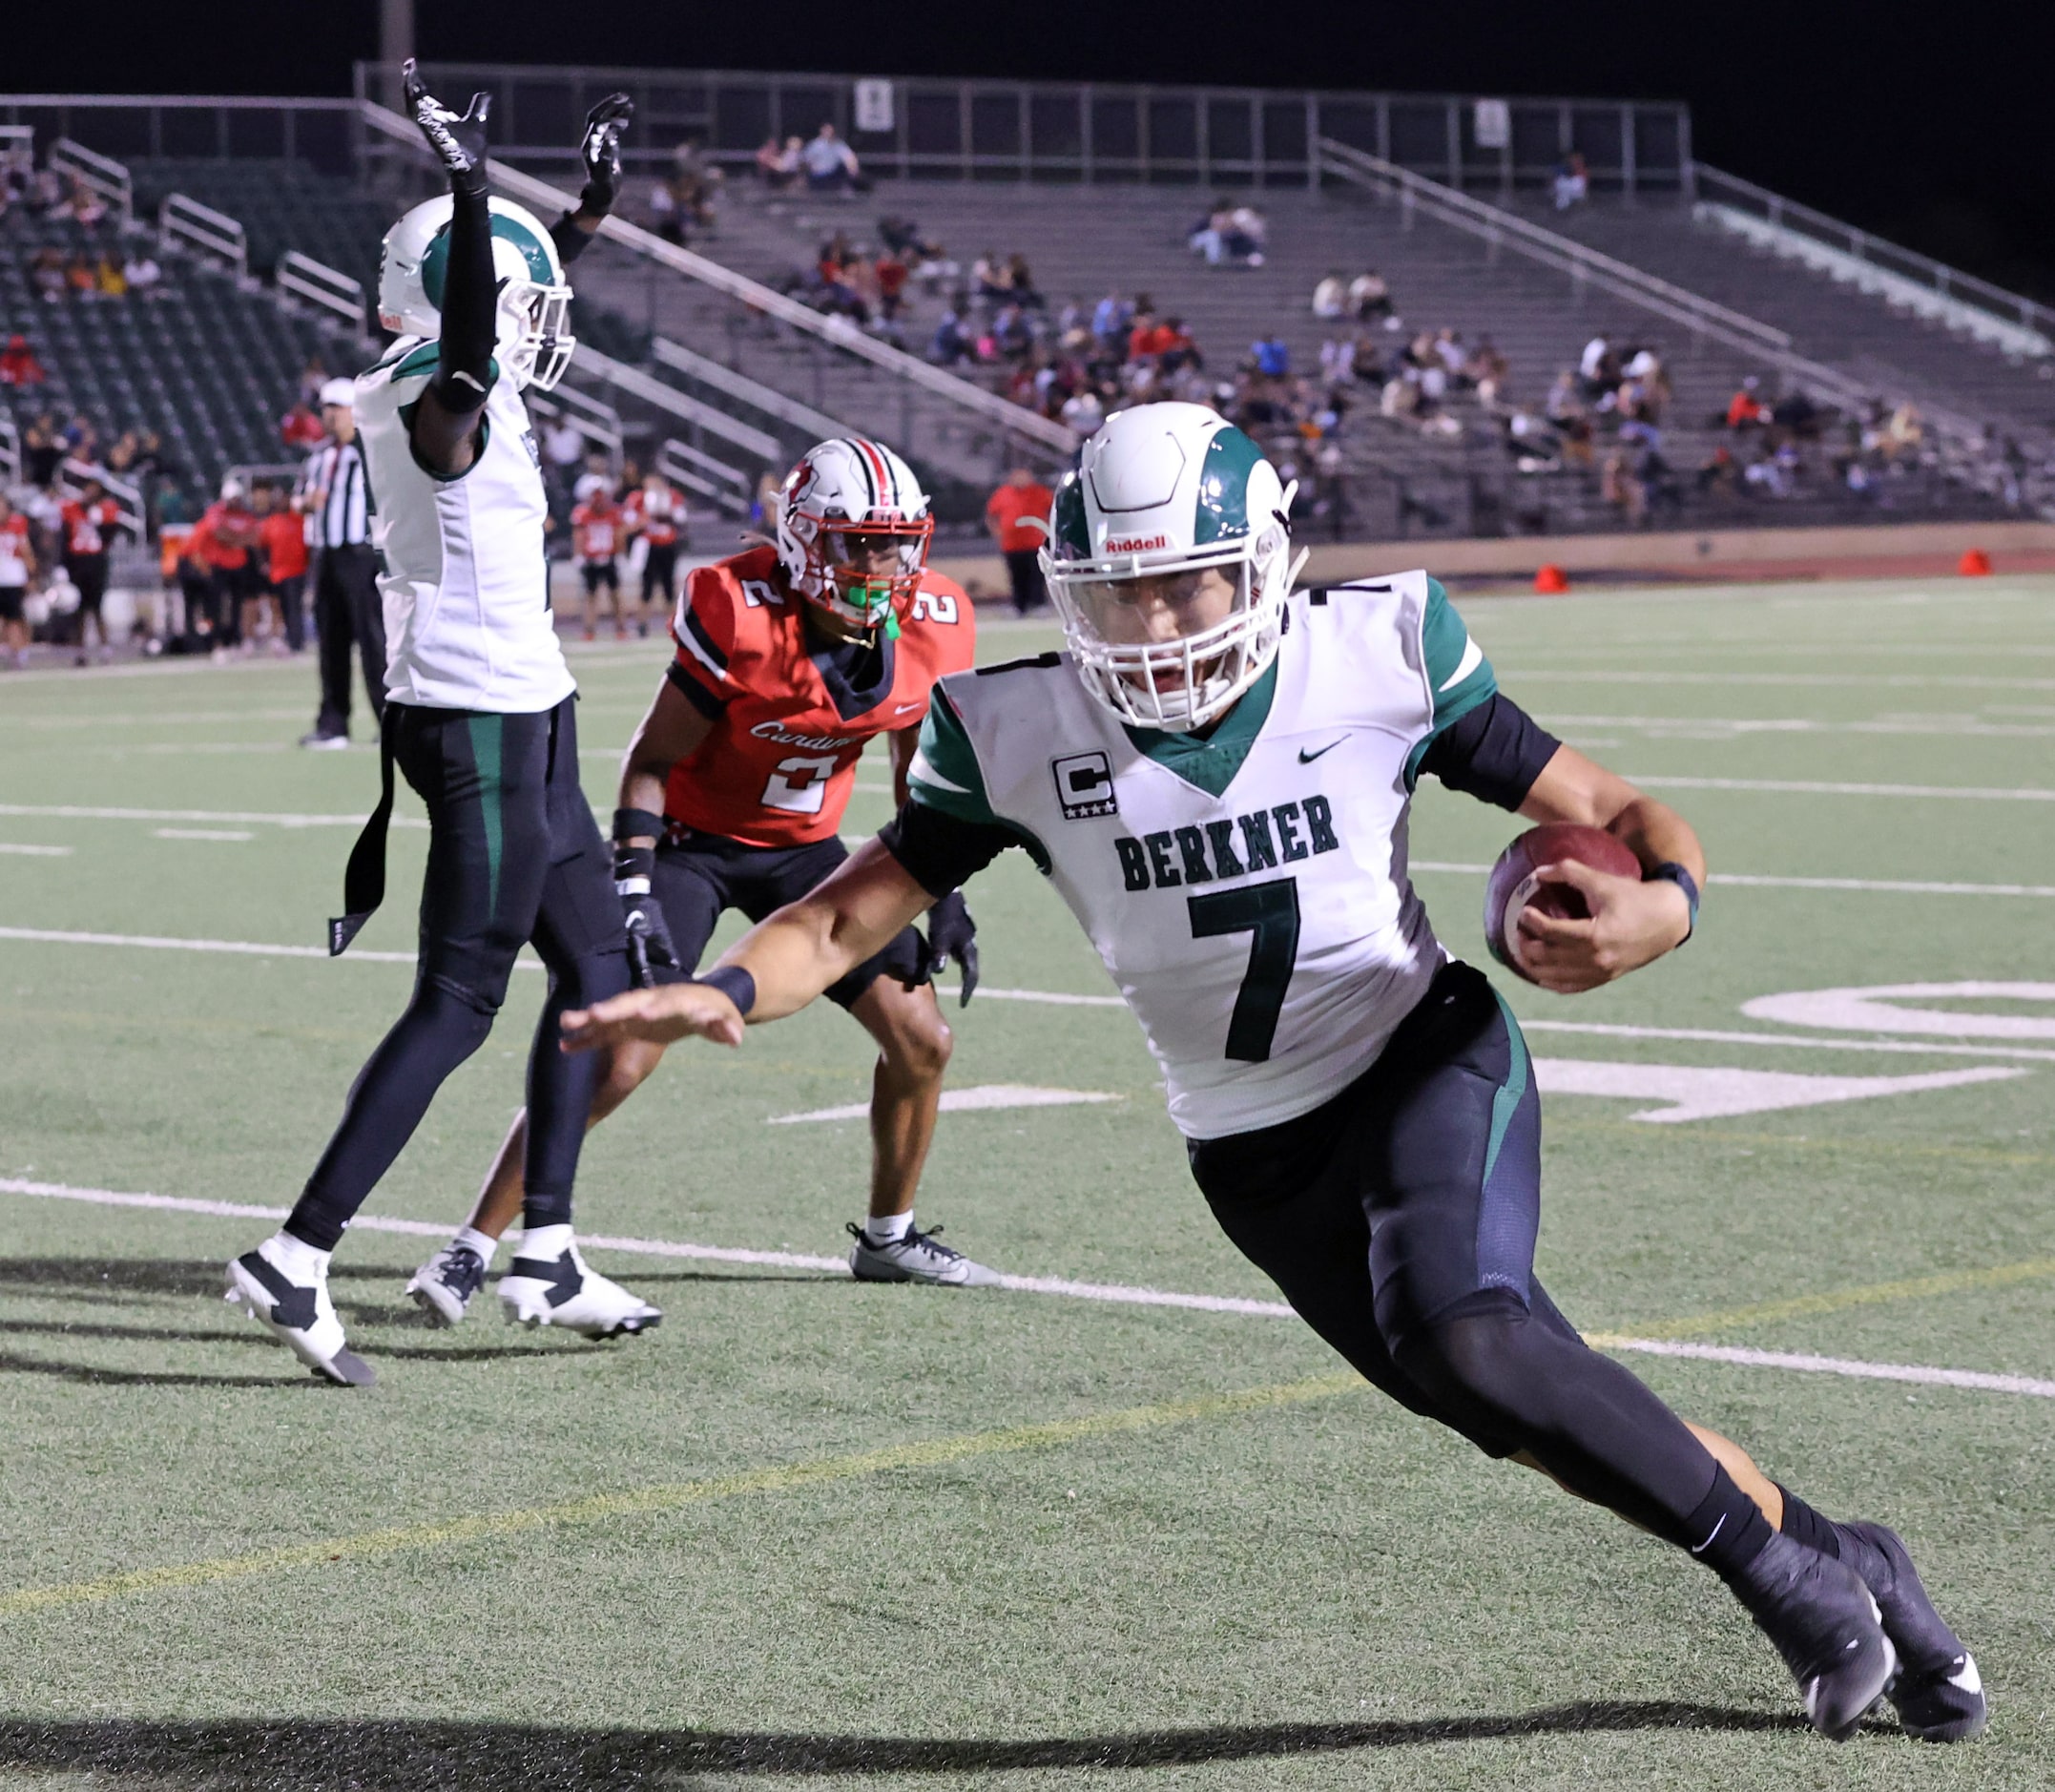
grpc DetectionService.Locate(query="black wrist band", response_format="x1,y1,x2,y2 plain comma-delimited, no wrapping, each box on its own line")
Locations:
1647,862,1700,941
612,806,667,843
696,965,756,1016
612,842,654,879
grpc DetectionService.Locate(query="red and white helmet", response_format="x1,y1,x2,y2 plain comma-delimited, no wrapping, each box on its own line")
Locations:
775,437,933,634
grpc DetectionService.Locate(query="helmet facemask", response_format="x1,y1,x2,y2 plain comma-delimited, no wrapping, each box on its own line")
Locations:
775,440,935,639
497,277,575,391
1047,501,1303,732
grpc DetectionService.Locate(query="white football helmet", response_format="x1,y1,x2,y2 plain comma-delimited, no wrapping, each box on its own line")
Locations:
775,438,934,634
1041,402,1304,731
376,195,575,391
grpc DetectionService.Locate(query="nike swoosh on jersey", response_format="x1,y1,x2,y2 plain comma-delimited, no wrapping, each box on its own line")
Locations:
1298,739,1345,762
894,701,924,714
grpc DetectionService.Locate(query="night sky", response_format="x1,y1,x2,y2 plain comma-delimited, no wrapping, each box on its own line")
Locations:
12,1,2054,298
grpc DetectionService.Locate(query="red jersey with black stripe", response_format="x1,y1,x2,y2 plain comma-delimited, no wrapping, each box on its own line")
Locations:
664,543,974,847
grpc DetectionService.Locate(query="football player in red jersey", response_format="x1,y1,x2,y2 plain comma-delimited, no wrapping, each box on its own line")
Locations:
624,470,687,622
571,487,630,640
406,436,997,1321
59,475,126,665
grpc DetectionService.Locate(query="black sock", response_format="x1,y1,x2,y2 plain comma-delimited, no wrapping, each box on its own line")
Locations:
1776,1484,1844,1560
1683,1465,1775,1584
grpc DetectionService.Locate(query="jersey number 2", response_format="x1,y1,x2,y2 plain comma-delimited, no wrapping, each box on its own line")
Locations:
1188,878,1300,1062
760,752,840,814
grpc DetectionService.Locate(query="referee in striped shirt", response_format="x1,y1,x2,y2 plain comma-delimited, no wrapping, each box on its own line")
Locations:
298,377,385,748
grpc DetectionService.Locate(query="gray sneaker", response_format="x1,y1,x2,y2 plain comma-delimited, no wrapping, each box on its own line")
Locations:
405,1242,488,1326
846,1221,1001,1288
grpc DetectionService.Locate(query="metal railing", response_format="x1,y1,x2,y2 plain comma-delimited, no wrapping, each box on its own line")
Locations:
158,192,247,280
358,63,1690,197
0,94,360,175
658,438,755,518
58,456,146,538
276,251,367,331
48,136,132,222
1317,139,1792,356
570,344,784,464
651,336,863,445
1692,163,2055,345
356,97,1077,465
0,411,20,489
528,385,624,456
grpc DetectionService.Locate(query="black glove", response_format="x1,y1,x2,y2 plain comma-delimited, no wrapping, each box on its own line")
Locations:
920,890,979,1007
402,60,491,198
577,94,634,215
613,843,680,990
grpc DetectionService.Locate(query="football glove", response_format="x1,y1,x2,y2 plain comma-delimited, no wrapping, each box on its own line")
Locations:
578,94,634,215
613,843,681,990
402,60,491,197
921,890,980,1007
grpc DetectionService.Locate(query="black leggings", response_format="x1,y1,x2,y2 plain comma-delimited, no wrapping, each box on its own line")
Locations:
1191,961,1718,1548
287,698,629,1249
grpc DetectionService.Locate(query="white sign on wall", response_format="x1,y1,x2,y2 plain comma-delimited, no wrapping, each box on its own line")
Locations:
1473,99,1511,151
854,80,895,135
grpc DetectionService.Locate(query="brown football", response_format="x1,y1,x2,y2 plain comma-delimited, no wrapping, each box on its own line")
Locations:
1483,823,1642,981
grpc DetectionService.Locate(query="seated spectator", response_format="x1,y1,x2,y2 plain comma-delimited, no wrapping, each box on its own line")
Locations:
1251,333,1290,379
65,253,95,296
930,306,973,366
1318,336,1358,385
1007,253,1043,308
0,334,46,386
22,414,61,485
1157,316,1200,373
877,215,921,258
1189,200,1233,263
649,177,681,243
972,252,1011,306
94,254,126,298
1696,444,1739,495
671,139,721,228
1347,269,1394,323
1465,336,1509,407
1061,385,1107,438
1505,408,1561,471
874,248,908,320
799,123,859,194
1224,203,1267,266
1726,377,1770,430
31,247,65,302
1313,273,1346,321
756,136,793,189
1578,333,1616,402
1432,328,1468,382
1772,388,1819,436
124,247,162,295
70,178,107,228
1552,152,1589,211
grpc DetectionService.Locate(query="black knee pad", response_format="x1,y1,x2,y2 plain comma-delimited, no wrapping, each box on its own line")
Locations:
426,969,509,1020
1391,1291,1550,1457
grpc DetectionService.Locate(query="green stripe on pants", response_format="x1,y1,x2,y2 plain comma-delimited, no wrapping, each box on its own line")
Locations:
466,713,505,918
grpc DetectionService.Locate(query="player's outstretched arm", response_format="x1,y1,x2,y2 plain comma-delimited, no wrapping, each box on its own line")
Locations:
1514,744,1705,993
562,839,934,1052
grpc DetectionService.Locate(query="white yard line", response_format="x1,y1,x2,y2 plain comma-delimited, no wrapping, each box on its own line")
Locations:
152,829,254,843
4,1177,2046,1396
1595,1337,2055,1400
0,804,424,829
1412,862,2055,899
0,844,73,857
1520,1018,2055,1065
1622,776,2055,802
1547,714,2055,739
1509,670,2055,692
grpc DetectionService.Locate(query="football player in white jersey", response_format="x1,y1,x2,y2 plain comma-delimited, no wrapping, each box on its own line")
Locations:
223,65,659,1383
562,402,1984,1745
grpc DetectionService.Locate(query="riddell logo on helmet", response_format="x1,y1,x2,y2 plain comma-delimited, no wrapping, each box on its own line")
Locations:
1104,533,1169,553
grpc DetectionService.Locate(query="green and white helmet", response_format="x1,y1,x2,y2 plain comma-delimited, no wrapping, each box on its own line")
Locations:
1041,402,1304,730
376,194,575,391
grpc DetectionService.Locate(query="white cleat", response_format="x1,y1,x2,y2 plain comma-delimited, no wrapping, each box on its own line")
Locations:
846,1221,1002,1288
496,1227,661,1340
405,1242,488,1327
223,1240,374,1386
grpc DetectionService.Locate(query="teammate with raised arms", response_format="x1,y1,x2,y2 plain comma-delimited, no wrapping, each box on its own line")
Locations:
224,65,658,1382
563,401,1983,1744
405,437,996,1321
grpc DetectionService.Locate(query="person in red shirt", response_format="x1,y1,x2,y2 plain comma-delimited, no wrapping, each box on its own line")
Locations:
58,475,126,665
0,333,46,386
984,465,1054,615
570,489,629,640
622,471,687,623
405,436,996,1316
193,481,258,653
0,492,36,669
256,479,311,653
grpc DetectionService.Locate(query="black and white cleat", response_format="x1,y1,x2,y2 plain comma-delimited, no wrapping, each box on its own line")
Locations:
224,1244,375,1386
1731,1532,1897,1740
1840,1522,1987,1742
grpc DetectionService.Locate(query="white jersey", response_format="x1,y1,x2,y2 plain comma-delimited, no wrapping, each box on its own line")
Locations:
909,572,1498,1139
354,338,574,713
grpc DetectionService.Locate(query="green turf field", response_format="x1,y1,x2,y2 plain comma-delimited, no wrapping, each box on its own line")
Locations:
2,576,2052,1790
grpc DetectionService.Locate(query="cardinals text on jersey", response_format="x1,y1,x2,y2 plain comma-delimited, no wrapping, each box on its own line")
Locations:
908,571,1497,1137
354,338,573,712
666,544,975,847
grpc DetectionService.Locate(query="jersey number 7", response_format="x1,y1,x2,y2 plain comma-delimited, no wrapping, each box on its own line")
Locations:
1188,878,1300,1062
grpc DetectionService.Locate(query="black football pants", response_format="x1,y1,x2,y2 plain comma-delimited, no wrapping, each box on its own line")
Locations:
1190,961,1721,1547
285,698,629,1251
312,544,386,737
